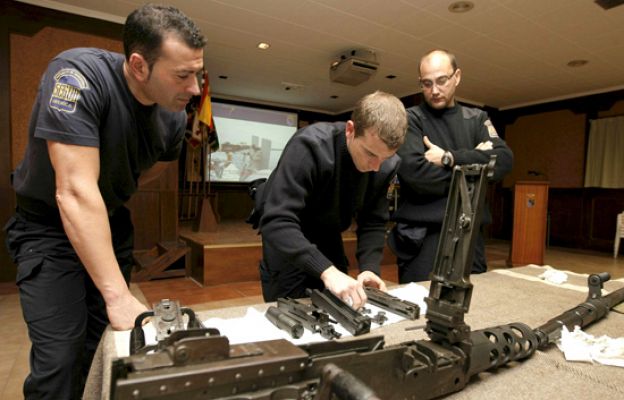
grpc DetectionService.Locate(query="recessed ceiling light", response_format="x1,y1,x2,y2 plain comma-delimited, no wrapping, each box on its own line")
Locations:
567,59,589,67
448,1,474,13
330,95,339,99
386,74,397,79
218,75,228,79
257,42,270,50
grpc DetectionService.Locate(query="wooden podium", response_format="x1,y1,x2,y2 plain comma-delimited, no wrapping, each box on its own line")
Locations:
509,181,549,266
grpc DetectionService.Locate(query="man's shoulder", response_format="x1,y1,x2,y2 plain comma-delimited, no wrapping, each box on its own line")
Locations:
295,121,345,142
55,47,121,64
406,104,426,118
48,48,122,87
460,104,487,120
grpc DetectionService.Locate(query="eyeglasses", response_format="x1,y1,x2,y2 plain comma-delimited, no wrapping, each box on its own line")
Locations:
419,70,457,89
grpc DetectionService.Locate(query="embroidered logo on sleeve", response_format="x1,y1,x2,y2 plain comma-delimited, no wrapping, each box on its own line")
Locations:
49,68,89,113
484,119,499,138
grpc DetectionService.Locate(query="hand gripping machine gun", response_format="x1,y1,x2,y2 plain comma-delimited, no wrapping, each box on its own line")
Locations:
110,157,624,399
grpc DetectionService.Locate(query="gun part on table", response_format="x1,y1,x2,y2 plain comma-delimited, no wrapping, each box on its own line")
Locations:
363,286,420,320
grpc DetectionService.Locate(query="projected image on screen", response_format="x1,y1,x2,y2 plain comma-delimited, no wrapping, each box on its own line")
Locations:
207,102,298,183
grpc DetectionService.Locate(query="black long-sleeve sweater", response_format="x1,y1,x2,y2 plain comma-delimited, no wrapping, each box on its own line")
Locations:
395,102,513,225
258,122,400,277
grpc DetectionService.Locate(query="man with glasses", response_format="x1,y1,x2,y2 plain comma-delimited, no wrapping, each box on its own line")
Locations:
390,49,513,283
252,91,406,310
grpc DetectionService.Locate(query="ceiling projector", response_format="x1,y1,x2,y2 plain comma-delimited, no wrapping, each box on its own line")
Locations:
330,49,379,86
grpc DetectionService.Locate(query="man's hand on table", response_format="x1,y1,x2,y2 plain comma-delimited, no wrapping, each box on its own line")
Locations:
105,291,149,330
321,266,367,310
357,270,387,292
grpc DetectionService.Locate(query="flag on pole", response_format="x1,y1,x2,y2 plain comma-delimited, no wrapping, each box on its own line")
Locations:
197,70,219,152
198,70,212,128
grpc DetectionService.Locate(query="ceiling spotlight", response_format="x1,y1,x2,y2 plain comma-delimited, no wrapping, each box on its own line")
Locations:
448,1,474,13
257,42,270,50
567,59,589,67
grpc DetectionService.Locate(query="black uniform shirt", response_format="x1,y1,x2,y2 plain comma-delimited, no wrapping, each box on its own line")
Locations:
12,48,186,216
259,122,400,277
395,102,513,224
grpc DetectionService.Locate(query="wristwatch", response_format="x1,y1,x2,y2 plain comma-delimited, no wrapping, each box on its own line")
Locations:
441,151,453,169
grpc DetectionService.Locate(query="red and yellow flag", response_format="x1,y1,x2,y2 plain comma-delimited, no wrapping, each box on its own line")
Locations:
197,70,219,152
197,70,213,129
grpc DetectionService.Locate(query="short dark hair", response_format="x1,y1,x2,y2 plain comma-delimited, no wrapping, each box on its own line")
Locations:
351,91,407,150
123,4,206,70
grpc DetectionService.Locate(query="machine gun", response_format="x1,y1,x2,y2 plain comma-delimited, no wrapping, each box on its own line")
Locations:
110,158,624,399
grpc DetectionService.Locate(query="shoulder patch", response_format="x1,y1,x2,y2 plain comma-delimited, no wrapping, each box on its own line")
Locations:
49,68,89,113
484,119,499,138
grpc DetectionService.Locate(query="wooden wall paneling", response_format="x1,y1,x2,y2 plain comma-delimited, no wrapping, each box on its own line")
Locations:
484,184,513,240
547,188,624,252
128,192,161,251
548,188,585,248
503,110,586,189
0,12,16,281
158,163,180,242
598,99,624,118
585,189,624,251
160,192,179,242
214,186,254,220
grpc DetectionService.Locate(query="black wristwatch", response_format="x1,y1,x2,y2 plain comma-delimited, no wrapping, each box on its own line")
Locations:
441,151,453,169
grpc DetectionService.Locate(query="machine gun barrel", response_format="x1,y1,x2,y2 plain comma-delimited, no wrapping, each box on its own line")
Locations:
533,274,624,349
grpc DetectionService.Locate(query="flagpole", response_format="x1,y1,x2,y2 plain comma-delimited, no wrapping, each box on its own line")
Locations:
193,69,219,232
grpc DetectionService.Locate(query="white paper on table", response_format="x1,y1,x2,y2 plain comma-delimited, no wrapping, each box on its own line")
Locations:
203,283,430,345
538,269,568,285
113,282,430,354
557,325,624,368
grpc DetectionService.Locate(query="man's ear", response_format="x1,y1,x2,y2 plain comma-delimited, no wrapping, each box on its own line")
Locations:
345,120,356,140
454,68,462,87
127,53,150,82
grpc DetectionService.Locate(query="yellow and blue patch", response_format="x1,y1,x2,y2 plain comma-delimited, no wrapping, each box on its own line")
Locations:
49,68,89,113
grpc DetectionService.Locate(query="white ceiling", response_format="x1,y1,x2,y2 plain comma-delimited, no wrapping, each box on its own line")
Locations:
17,0,624,114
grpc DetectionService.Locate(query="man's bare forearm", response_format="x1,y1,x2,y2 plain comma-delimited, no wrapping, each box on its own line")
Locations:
56,185,129,302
